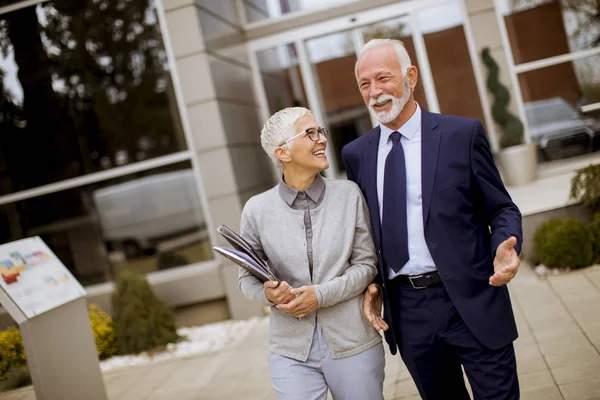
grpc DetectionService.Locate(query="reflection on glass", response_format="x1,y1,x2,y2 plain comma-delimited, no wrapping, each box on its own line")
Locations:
244,0,360,24
0,0,186,196
361,16,429,110
0,161,213,286
306,30,369,174
417,3,485,126
0,0,28,8
501,0,600,63
257,43,307,113
518,54,600,162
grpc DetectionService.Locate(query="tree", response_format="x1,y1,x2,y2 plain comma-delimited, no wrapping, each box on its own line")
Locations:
0,0,184,248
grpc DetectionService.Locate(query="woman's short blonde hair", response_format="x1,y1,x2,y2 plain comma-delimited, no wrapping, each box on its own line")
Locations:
261,107,312,169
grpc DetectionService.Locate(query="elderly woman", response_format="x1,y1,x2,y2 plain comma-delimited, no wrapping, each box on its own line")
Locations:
238,107,384,400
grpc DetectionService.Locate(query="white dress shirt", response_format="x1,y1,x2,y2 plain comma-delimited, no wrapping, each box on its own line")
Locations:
377,104,437,279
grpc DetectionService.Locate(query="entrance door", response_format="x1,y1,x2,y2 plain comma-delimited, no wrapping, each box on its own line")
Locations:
249,0,491,179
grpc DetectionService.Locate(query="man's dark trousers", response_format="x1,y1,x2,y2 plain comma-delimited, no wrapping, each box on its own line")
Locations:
388,278,519,400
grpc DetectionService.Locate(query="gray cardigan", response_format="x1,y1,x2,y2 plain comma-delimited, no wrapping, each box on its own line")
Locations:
239,178,381,362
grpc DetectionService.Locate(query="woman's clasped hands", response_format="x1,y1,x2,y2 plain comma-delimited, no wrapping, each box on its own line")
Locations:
264,281,319,319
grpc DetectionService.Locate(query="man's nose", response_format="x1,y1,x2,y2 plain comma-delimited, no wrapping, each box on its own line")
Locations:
370,83,383,99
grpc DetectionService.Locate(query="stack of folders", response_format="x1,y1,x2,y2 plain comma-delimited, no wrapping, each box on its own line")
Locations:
213,225,279,283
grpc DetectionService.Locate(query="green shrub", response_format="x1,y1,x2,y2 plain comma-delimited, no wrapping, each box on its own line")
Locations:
88,304,118,360
0,328,26,382
0,366,31,392
112,269,180,355
533,218,594,269
570,164,600,211
592,213,600,263
481,47,524,149
157,252,188,271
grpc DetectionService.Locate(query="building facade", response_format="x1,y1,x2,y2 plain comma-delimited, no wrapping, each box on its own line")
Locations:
0,0,599,325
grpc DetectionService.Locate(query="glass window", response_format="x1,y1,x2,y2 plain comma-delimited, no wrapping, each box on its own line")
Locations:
257,43,308,113
418,3,486,126
305,30,369,174
243,0,361,24
518,54,600,162
499,0,600,63
0,161,213,286
0,0,187,196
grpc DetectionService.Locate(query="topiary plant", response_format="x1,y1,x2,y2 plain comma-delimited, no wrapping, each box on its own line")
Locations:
481,47,524,149
533,218,594,269
88,304,118,360
570,164,600,212
112,269,180,355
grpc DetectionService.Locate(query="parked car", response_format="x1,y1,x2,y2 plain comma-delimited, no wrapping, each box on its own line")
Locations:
92,169,206,259
525,97,600,161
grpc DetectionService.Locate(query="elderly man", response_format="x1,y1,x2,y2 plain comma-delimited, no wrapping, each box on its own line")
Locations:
341,38,522,399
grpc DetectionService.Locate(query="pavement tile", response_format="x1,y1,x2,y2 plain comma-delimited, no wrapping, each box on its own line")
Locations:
585,268,600,290
519,370,556,392
521,385,564,400
394,377,420,398
586,329,600,351
560,378,600,400
551,357,600,386
517,356,548,375
572,309,600,333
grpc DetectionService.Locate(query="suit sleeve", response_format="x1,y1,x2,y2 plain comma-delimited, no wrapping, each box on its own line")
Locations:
341,146,357,182
470,121,523,256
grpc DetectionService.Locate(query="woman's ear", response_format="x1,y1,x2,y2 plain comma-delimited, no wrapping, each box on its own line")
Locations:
275,146,292,165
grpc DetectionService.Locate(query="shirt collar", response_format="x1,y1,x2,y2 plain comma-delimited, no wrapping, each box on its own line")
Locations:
379,103,422,145
278,173,326,206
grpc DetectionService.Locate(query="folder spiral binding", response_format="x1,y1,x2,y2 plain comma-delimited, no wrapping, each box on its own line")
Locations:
213,225,278,283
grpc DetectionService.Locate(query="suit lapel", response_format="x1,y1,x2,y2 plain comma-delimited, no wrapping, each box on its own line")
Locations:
362,127,382,248
421,109,441,228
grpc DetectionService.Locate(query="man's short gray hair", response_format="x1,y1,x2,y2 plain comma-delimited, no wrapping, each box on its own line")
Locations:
355,38,412,79
261,107,312,169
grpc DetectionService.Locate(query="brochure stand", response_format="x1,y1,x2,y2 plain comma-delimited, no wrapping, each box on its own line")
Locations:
0,237,108,400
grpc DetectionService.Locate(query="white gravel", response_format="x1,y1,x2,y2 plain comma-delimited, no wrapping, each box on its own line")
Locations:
100,317,262,373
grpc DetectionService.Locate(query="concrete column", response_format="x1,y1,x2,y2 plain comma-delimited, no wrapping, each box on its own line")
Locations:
163,0,273,320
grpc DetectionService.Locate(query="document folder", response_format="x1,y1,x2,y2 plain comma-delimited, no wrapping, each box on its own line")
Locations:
213,225,278,283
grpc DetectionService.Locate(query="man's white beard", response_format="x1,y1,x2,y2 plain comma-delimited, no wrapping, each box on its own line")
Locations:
369,79,411,124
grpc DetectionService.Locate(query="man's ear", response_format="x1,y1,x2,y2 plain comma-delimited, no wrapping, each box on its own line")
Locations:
407,66,419,89
275,146,292,165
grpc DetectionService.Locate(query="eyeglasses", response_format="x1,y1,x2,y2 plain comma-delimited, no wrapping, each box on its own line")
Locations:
281,127,329,146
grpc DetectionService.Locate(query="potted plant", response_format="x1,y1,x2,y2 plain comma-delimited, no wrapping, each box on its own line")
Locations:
481,47,537,186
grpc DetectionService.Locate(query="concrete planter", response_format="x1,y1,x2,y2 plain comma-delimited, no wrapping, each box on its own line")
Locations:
497,143,537,186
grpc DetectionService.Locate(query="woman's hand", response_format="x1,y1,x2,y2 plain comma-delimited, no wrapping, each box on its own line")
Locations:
264,281,295,304
276,286,319,318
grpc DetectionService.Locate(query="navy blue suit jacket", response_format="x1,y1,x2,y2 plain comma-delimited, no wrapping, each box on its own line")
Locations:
341,109,522,353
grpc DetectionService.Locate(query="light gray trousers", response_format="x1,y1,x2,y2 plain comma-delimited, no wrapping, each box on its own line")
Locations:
267,324,385,400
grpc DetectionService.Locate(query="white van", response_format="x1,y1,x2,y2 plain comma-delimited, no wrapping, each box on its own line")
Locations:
92,169,206,258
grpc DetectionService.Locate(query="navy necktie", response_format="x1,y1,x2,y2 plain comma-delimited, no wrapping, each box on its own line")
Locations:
382,131,409,273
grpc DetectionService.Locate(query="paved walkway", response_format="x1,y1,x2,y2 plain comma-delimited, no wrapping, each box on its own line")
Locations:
2,263,600,400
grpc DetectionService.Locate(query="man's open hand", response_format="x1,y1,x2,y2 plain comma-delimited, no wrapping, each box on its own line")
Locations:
490,236,520,286
363,283,388,331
